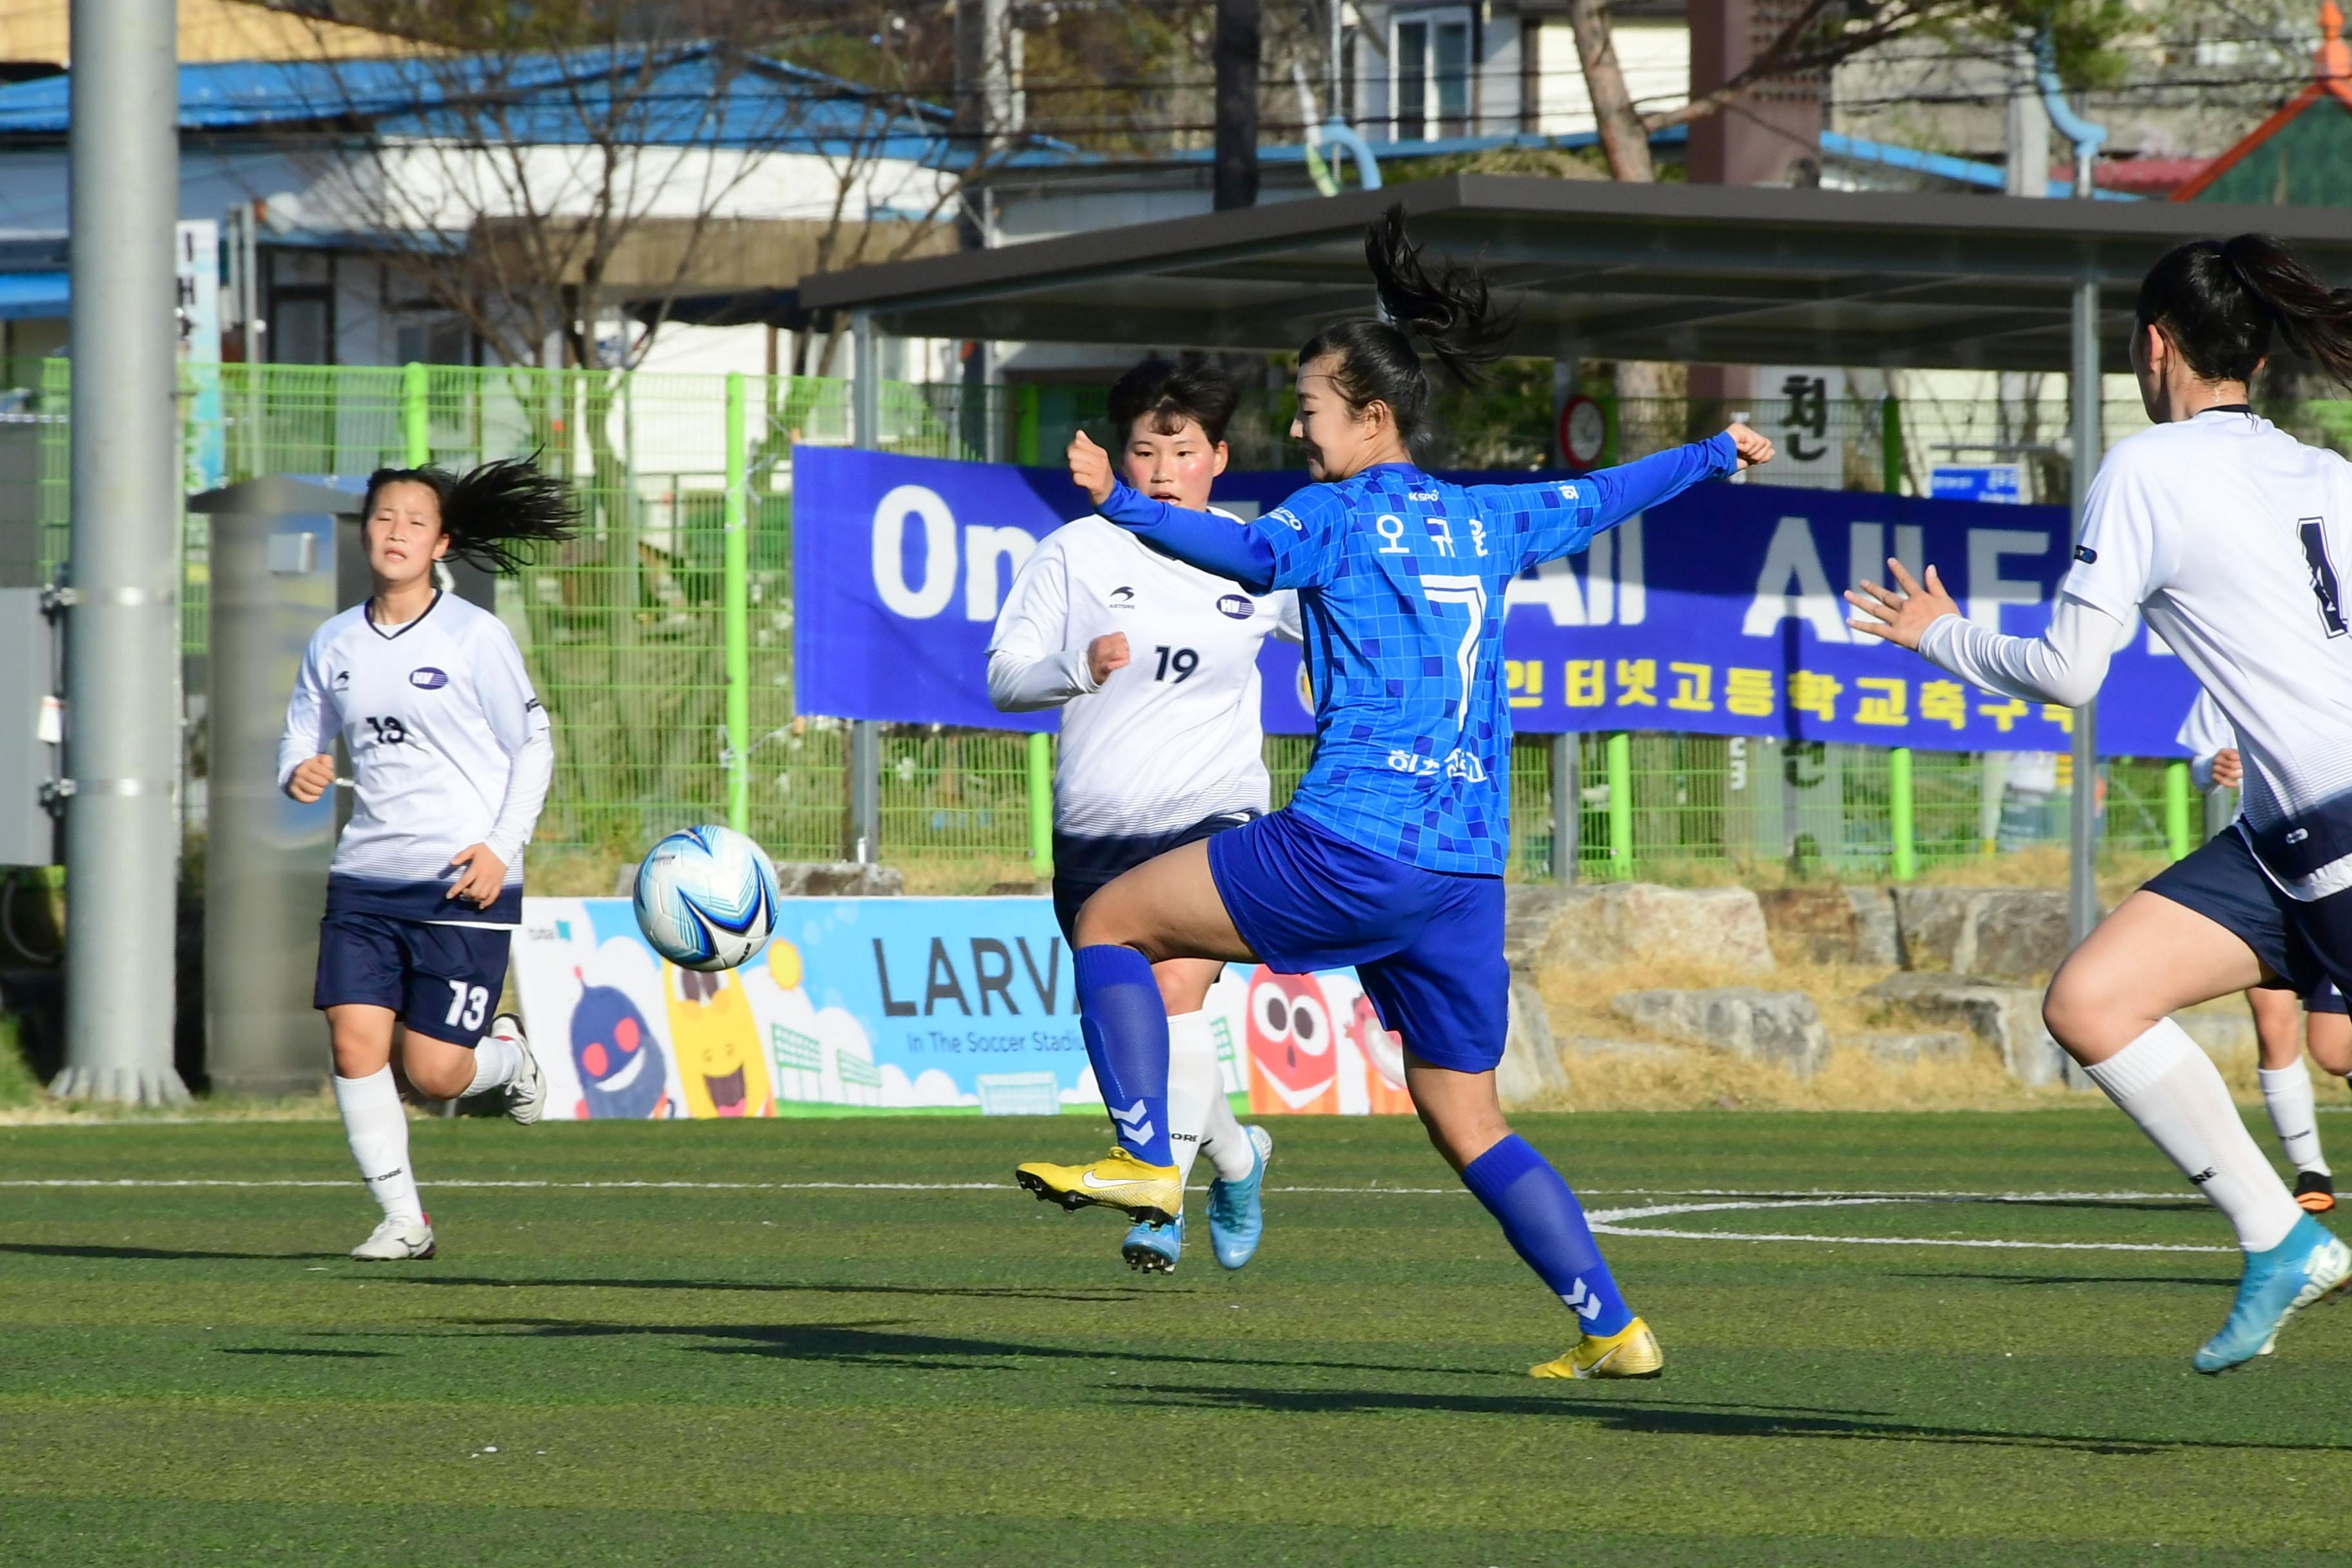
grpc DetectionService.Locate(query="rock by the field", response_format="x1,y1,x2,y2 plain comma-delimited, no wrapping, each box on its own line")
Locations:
1505,883,1773,976
778,861,905,897
1494,978,1572,1110
1863,972,2087,1088
610,859,905,899
1758,886,1901,967
1890,888,2073,980
1839,1030,1974,1065
2176,1008,2257,1063
1609,986,1828,1077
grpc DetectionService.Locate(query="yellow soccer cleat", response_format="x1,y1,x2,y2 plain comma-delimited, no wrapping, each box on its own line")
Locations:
1014,1147,1182,1224
1530,1316,1664,1380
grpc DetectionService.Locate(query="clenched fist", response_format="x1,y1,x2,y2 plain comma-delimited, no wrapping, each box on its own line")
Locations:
286,753,336,804
1086,632,1130,685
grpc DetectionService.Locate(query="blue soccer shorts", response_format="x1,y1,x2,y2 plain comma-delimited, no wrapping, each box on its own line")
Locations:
314,912,512,1046
1207,807,1508,1074
2144,827,2352,1001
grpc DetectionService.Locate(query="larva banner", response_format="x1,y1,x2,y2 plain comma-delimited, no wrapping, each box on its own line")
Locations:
513,897,1414,1121
792,447,2205,755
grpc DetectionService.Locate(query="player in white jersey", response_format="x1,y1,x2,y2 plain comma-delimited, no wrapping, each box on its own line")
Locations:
280,459,576,1261
1849,233,2352,1371
2179,691,2350,1212
989,360,1297,1275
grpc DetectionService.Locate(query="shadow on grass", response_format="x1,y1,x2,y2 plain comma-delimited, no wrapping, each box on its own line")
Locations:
394,1275,1155,1306
1895,1271,2231,1289
0,1242,338,1263
1118,1382,2352,1457
450,1315,1490,1380
216,1346,397,1359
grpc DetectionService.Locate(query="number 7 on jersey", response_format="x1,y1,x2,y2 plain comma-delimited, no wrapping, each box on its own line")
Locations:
1419,574,1487,723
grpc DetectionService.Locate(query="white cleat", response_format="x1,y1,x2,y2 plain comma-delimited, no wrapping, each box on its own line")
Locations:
351,1214,435,1262
495,1014,545,1126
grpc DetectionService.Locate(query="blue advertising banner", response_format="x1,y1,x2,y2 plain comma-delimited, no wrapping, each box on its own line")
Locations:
792,449,2201,757
513,896,1417,1119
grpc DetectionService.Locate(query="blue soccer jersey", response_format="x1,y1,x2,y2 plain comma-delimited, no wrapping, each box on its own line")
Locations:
1251,447,1734,874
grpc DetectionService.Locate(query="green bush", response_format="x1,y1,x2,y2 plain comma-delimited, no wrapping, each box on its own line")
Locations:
0,1012,39,1108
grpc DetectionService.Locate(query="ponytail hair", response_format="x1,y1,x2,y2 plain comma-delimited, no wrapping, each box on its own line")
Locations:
2137,234,2352,387
361,455,582,574
1297,204,1515,457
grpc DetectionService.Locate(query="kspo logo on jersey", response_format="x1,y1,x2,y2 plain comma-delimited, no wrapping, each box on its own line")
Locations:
408,667,449,689
1215,593,1253,620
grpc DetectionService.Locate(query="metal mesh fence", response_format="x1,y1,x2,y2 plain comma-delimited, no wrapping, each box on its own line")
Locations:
0,360,2279,890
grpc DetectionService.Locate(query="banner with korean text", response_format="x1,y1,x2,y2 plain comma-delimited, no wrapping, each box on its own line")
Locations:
794,449,2202,756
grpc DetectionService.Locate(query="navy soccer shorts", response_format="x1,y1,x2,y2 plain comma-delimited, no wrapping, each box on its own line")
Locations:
2144,827,2352,1001
314,912,513,1046
1207,807,1508,1074
1052,810,1257,945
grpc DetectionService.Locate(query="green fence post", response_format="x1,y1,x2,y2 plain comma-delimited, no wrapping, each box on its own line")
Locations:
1880,393,1903,496
1015,384,1041,466
2164,759,2193,863
400,361,429,465
1026,731,1054,880
1606,731,1633,867
723,371,750,834
1889,746,1917,879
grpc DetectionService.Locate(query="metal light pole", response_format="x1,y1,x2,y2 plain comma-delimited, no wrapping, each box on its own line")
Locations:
2067,272,2102,946
51,0,190,1103
847,311,882,865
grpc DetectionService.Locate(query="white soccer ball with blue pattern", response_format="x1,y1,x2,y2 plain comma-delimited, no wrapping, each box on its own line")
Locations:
632,825,781,972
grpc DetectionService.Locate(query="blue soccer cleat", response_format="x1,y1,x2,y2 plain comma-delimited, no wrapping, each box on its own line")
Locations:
1208,1124,1275,1271
2193,1213,2352,1374
1121,1213,1184,1275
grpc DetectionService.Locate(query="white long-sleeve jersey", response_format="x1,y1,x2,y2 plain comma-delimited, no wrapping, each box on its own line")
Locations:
1915,407,2352,897
2177,691,2233,794
278,591,553,925
988,512,1301,839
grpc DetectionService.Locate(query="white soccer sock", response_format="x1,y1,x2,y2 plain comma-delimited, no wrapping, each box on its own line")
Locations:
1164,1010,1227,1188
2085,1019,2302,1253
1195,1051,1257,1185
333,1066,423,1223
2259,1064,2330,1175
463,1033,522,1097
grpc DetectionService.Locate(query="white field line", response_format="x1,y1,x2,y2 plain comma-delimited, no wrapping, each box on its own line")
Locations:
0,1179,2185,1200
0,1179,2233,1253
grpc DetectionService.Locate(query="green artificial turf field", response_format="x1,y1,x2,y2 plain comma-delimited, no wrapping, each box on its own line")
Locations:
2,1110,2348,1567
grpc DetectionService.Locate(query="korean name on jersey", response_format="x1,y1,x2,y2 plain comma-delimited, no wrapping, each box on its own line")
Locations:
994,513,1299,839
2066,409,2352,894
279,593,549,924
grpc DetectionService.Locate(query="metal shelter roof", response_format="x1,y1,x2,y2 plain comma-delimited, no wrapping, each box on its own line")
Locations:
799,175,2352,373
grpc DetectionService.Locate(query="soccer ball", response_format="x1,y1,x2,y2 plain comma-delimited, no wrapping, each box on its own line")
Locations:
632,825,781,972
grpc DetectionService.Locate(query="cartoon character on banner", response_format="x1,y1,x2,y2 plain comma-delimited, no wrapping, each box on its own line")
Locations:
569,972,672,1119
1345,991,1416,1114
665,961,776,1117
1245,968,1339,1114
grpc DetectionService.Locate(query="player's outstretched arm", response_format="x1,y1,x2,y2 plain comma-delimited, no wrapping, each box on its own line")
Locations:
1067,431,1276,591
1479,427,1758,570
1846,558,2128,708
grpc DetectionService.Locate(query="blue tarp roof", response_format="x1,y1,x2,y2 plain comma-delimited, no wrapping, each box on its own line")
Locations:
0,271,68,320
0,45,1076,166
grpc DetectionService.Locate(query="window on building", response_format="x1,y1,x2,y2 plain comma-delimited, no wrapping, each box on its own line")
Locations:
264,249,335,366
1393,9,1473,141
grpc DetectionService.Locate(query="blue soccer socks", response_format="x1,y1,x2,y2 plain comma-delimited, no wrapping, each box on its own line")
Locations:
1460,1134,1632,1336
1073,944,1173,1167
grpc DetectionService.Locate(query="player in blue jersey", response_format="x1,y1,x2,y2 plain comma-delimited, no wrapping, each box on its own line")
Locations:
281,459,576,1261
1013,206,1773,1378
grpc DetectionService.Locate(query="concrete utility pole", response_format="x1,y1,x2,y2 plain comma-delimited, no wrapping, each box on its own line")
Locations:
1213,0,1261,210
50,0,190,1104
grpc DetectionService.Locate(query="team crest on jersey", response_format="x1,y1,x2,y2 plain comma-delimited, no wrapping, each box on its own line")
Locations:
1215,593,1253,619
408,667,449,689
